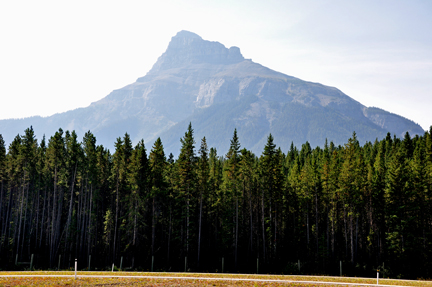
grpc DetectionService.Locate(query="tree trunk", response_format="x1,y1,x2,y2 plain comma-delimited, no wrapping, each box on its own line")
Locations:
79,183,87,257
39,187,47,248
315,189,318,258
269,194,272,259
87,184,93,257
20,182,29,258
261,189,266,261
235,194,238,269
167,206,172,264
16,171,26,257
186,187,190,256
344,207,348,258
249,186,253,257
198,189,203,267
113,177,119,261
331,209,335,259
306,203,310,245
355,216,358,262
274,208,277,257
133,200,137,246
35,188,40,250
327,208,329,259
50,166,58,266
151,197,156,256
350,210,354,263
0,179,3,240
65,163,77,252
2,186,13,249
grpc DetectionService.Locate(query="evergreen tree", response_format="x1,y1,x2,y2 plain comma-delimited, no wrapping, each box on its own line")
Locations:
126,139,148,265
110,133,133,261
176,123,196,258
196,137,209,267
0,135,6,251
225,129,241,267
239,148,257,261
149,138,166,258
1,125,432,277
45,129,66,266
259,134,283,261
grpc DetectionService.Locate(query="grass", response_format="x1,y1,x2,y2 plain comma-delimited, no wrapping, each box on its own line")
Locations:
0,271,431,286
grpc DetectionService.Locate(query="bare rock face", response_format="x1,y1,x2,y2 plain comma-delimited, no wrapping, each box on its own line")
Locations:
147,31,244,74
0,31,424,154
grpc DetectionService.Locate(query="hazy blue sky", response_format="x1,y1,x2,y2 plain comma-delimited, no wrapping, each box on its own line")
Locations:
1,0,431,130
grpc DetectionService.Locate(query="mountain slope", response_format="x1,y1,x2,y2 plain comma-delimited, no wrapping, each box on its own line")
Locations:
0,30,424,155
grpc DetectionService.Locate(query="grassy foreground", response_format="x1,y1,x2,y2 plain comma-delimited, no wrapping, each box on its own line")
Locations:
0,272,431,286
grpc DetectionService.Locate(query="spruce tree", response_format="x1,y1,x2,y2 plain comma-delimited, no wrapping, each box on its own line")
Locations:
176,123,196,258
197,137,209,267
149,138,166,257
46,128,66,266
225,129,241,267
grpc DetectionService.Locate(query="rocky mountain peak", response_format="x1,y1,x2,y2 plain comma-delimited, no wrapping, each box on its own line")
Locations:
173,30,203,39
0,31,424,156
147,30,244,74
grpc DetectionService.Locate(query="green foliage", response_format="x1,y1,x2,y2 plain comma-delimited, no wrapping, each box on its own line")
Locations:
0,125,432,278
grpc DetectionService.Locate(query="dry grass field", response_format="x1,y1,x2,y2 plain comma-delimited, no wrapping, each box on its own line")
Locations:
0,272,430,286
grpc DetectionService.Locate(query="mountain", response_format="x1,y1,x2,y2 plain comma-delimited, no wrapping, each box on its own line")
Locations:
0,30,424,155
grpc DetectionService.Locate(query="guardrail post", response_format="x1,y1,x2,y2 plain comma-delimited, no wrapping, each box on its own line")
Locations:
377,269,379,285
75,259,77,280
340,261,342,276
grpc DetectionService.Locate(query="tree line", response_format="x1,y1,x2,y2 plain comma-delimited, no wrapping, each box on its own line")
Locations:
0,124,431,278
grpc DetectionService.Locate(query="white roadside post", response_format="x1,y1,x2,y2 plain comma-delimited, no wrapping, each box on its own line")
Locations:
377,269,379,285
74,259,77,280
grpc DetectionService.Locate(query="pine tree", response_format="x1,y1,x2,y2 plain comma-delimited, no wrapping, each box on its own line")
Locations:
176,123,196,258
46,128,66,266
208,147,223,259
260,134,283,260
64,130,81,262
384,144,409,266
0,135,6,249
149,138,166,258
196,137,209,268
125,139,148,265
110,133,133,261
225,129,241,267
338,132,361,263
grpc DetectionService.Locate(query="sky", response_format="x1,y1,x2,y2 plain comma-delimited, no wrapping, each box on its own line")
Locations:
1,0,431,130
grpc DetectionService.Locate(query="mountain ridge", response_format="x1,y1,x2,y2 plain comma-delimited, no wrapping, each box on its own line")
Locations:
0,30,424,155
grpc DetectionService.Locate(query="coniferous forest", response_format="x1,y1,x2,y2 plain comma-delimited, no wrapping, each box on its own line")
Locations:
1,124,432,279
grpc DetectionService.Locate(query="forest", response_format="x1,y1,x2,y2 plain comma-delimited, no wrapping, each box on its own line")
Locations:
0,124,432,279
